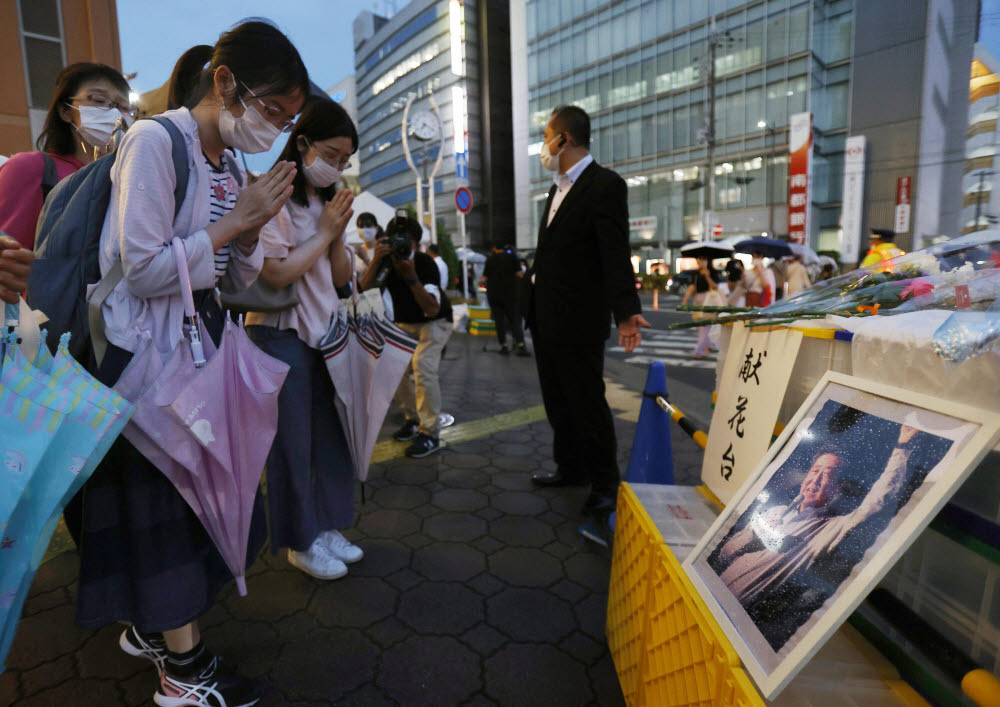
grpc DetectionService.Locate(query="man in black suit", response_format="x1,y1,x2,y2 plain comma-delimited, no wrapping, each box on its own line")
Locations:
526,105,649,547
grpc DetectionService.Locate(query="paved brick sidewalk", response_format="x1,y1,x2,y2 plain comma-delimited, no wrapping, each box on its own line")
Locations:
1,333,705,706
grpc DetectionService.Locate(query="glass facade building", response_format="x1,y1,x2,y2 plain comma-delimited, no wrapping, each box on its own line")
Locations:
511,0,974,266
353,0,513,248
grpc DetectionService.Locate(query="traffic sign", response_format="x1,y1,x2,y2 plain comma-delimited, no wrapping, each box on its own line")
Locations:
455,186,473,213
455,151,468,182
712,223,723,238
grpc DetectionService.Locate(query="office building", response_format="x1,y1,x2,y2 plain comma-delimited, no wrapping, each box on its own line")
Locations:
328,74,362,194
511,0,975,267
964,44,1000,235
353,0,513,248
1,0,123,156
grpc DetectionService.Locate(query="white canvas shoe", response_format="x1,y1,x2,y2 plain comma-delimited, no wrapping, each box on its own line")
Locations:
287,539,348,579
319,530,364,564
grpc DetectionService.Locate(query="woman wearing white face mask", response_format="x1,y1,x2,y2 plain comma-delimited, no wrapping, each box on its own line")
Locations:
0,62,132,249
77,23,310,707
244,98,362,582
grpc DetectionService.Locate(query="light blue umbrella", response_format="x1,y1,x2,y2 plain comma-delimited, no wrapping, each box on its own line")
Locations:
0,308,133,672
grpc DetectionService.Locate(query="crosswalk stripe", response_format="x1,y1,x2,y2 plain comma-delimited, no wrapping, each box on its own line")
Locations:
624,354,717,369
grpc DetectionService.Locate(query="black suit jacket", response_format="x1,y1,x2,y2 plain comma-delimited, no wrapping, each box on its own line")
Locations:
526,160,641,343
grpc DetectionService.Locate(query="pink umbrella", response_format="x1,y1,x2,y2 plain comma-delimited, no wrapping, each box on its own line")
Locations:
113,239,288,595
321,289,417,482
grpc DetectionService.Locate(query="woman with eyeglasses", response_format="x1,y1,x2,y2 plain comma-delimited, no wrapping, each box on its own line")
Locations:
76,22,309,707
245,97,361,581
0,62,132,249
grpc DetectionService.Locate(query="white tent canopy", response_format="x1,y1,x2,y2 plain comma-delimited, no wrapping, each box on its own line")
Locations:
344,191,430,244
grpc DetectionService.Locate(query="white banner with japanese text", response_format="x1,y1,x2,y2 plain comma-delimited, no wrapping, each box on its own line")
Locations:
702,324,804,504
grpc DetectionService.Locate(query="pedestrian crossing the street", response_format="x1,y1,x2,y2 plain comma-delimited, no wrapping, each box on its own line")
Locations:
609,328,719,370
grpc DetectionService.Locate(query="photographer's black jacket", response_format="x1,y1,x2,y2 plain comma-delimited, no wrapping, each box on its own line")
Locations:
384,251,453,324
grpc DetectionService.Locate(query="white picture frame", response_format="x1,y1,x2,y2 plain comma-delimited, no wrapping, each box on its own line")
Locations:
683,370,1000,699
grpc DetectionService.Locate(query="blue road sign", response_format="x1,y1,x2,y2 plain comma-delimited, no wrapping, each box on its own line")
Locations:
455,151,468,181
455,186,473,213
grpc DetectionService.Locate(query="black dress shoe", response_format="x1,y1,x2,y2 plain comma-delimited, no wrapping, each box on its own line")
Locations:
531,470,588,487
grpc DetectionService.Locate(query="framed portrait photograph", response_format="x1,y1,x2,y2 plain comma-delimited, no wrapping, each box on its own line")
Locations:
683,371,1000,699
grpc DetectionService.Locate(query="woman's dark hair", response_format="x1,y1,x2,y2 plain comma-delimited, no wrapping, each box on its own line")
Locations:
277,96,358,206
168,45,213,109
185,20,310,108
356,212,379,228
36,62,130,154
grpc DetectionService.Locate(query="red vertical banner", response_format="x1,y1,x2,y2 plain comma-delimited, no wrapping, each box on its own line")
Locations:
787,112,812,245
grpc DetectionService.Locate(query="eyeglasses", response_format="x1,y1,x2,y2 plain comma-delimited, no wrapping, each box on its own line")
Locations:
69,91,137,119
240,82,297,133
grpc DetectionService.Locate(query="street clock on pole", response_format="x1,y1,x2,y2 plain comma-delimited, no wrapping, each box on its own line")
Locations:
408,110,439,141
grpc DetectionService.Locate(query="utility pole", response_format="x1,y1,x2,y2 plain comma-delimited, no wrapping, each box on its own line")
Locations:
700,17,736,241
974,169,995,231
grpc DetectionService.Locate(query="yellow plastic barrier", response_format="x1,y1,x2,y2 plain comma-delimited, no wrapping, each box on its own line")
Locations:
609,482,933,706
607,483,665,703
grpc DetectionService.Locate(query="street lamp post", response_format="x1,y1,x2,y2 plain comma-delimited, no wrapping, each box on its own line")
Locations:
757,120,776,237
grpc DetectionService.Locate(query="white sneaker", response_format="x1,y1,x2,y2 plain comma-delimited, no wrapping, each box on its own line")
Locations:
319,530,364,564
287,539,347,579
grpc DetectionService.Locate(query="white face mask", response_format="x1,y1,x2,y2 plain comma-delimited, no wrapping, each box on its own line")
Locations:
218,83,281,154
302,151,342,188
361,226,377,241
539,135,564,171
68,104,131,149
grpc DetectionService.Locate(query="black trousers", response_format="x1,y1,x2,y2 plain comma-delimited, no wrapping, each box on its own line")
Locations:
531,331,619,500
490,297,524,347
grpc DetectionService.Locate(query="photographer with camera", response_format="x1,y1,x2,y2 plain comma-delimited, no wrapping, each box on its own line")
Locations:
360,210,452,458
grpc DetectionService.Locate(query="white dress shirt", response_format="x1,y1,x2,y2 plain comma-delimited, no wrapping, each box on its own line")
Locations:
546,153,593,226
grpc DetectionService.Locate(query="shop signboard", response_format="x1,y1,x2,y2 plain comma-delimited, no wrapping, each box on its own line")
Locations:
840,136,866,263
702,324,803,505
895,176,911,234
787,112,812,245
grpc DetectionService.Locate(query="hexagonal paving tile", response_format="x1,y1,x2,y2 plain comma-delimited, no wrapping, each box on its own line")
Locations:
397,582,483,635
310,576,398,629
488,547,563,588
438,467,490,489
357,509,422,538
4,605,91,672
489,516,555,547
412,542,486,582
492,442,536,457
385,464,439,486
422,512,488,542
490,491,549,516
492,455,538,473
484,644,592,707
445,453,490,469
564,553,611,593
378,636,481,706
225,569,316,623
343,539,411,578
574,593,610,640
491,471,535,491
273,629,379,702
373,484,430,509
431,488,488,512
486,588,575,643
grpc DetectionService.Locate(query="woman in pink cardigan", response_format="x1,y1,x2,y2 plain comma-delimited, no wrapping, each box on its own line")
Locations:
0,62,132,249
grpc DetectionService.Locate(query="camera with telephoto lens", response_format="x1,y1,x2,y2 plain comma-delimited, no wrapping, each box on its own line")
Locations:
383,208,421,259
374,208,422,285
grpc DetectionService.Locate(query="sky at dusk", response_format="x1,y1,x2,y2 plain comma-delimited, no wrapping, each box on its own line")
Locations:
117,0,367,170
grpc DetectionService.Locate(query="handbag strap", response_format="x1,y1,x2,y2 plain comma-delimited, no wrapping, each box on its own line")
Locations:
170,238,206,366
